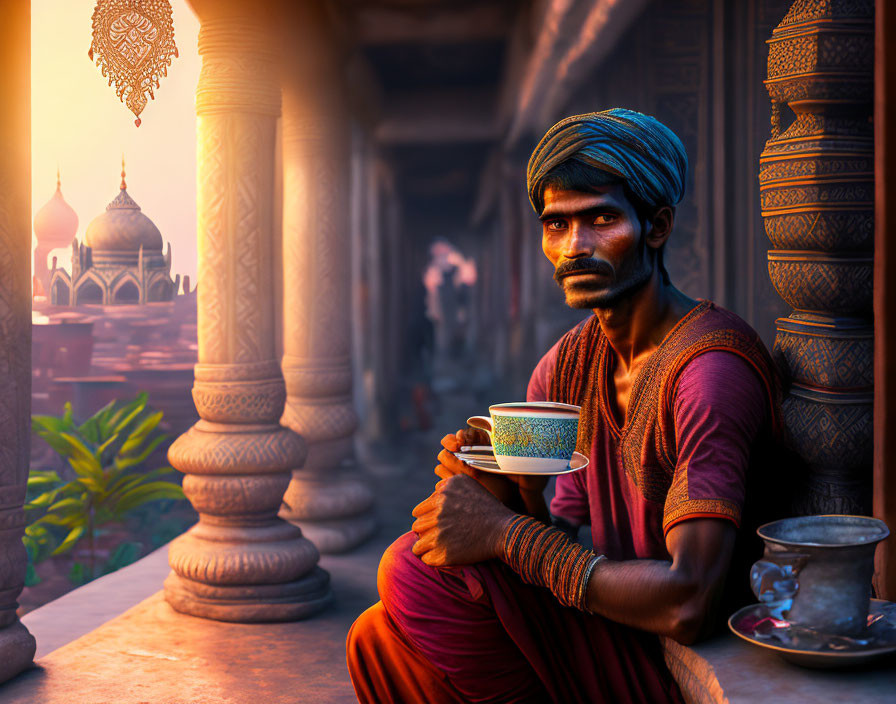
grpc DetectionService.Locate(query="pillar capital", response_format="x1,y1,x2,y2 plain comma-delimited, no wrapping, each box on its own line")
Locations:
195,19,280,118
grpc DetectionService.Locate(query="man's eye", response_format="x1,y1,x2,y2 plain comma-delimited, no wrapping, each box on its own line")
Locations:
546,220,566,231
594,213,617,225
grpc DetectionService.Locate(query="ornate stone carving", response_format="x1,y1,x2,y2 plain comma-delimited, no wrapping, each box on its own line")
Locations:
761,0,874,515
164,11,330,621
277,2,376,553
767,252,872,315
774,315,873,388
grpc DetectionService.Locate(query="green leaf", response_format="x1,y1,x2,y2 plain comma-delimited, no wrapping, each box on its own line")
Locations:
114,434,167,471
25,487,64,510
59,434,103,480
47,496,88,516
113,481,184,516
27,470,61,487
32,426,76,457
78,416,100,446
52,524,86,556
31,415,66,434
67,562,89,585
24,563,40,587
111,401,148,437
119,411,163,456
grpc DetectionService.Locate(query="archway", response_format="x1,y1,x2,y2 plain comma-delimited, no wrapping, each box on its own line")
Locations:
148,278,171,301
51,278,69,305
75,278,103,304
114,280,140,304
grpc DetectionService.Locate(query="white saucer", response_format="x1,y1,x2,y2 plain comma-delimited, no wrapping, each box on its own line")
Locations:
456,451,589,476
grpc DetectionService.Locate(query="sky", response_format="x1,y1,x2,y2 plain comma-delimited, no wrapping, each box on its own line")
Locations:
31,0,200,281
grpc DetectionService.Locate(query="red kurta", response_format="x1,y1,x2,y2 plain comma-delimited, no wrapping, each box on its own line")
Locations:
347,301,778,703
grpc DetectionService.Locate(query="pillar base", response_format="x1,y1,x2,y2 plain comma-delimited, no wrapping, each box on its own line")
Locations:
280,470,377,552
0,621,35,684
163,567,332,623
292,514,379,554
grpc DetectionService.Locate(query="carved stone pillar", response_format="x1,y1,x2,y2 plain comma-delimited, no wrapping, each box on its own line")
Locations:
760,0,874,514
164,9,331,621
0,0,37,683
278,2,377,553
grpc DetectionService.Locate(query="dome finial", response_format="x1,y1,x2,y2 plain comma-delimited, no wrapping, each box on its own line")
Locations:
56,164,61,191
120,154,127,190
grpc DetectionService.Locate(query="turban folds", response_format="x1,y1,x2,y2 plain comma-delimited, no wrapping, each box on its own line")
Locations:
526,108,689,214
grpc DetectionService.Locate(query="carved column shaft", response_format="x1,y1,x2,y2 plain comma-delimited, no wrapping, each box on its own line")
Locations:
277,2,376,553
164,12,331,621
761,0,875,514
0,0,37,682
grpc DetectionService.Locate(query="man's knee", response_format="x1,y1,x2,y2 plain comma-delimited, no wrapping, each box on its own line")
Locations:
346,602,382,665
377,531,421,610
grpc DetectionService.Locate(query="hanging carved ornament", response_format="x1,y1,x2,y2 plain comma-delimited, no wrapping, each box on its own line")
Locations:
88,0,178,127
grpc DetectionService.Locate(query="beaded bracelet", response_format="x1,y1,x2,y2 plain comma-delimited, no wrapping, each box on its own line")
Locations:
500,514,606,612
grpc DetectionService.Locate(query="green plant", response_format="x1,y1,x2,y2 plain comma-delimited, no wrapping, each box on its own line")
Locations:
26,393,185,581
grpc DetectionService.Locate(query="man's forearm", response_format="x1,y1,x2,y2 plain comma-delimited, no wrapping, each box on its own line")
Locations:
584,557,712,643
497,516,735,644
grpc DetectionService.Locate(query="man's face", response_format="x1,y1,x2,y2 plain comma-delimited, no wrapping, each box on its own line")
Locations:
540,184,653,310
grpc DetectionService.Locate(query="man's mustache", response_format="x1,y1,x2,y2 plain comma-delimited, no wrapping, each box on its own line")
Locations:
553,258,614,283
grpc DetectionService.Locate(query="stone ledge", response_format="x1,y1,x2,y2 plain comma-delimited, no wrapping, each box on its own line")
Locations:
662,633,896,704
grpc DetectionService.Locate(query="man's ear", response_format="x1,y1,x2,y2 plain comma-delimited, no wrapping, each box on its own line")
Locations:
644,206,674,251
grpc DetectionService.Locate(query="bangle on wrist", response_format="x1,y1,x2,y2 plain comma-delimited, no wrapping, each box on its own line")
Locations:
500,514,605,612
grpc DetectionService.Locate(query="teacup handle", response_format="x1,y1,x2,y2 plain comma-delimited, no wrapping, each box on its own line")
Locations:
466,416,493,443
750,550,809,615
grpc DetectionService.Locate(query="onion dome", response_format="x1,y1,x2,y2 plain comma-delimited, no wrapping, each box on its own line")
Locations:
34,170,78,248
84,161,163,253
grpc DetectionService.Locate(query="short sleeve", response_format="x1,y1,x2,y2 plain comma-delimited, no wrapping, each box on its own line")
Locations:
662,351,768,536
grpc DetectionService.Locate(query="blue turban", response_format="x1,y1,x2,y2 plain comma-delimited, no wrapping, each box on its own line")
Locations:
526,108,689,214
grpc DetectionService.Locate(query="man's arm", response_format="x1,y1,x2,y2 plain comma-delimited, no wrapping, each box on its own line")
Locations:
412,475,735,645
583,518,735,644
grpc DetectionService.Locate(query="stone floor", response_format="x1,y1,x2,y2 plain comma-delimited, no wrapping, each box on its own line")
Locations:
3,380,896,702
0,388,474,703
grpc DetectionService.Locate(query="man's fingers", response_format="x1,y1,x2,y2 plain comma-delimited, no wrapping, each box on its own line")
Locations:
434,465,454,481
420,548,445,567
441,434,461,452
411,493,437,517
438,448,470,473
456,428,490,446
411,535,432,556
411,514,437,534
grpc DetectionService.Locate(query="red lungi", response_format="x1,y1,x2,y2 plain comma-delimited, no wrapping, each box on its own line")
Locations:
347,532,683,704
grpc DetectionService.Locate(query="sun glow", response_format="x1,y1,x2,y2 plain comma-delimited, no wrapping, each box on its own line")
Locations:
31,0,200,281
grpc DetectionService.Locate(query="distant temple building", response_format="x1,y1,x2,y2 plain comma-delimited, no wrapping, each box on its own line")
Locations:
49,164,179,306
32,169,78,298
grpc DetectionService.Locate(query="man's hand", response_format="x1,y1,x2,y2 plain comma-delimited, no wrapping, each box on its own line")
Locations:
438,431,551,499
436,433,520,507
411,474,515,567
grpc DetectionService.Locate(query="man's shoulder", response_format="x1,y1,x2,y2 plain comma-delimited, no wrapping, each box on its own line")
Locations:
690,300,762,342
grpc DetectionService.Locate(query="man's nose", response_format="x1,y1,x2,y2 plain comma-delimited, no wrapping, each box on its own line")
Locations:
563,223,594,259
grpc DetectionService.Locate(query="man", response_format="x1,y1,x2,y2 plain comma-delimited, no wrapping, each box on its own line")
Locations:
346,109,782,703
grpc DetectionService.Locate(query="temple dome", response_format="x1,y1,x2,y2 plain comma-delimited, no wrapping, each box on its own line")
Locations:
34,175,78,248
85,177,163,253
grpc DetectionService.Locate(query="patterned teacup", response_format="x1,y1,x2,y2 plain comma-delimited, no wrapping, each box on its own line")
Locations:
467,401,581,474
